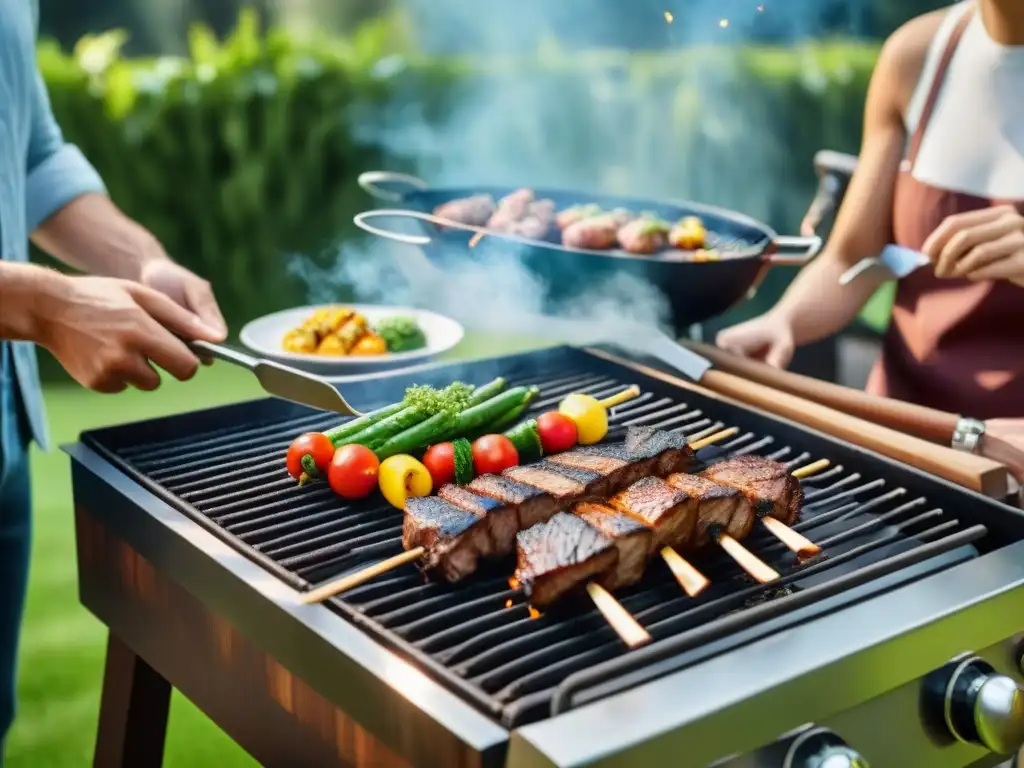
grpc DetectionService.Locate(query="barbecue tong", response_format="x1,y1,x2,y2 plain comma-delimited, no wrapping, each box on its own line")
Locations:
188,340,363,415
839,244,930,285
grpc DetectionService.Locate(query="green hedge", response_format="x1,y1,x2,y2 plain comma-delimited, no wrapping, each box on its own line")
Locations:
35,12,886,367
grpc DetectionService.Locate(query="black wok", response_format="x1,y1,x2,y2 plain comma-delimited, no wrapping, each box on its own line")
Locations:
353,171,821,330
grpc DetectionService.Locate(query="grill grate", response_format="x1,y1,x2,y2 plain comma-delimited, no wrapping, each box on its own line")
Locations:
81,346,1015,728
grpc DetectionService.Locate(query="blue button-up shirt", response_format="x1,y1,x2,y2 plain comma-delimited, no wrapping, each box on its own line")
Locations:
0,1,107,463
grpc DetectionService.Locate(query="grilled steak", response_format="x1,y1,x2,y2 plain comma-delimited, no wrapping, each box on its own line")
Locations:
503,465,588,500
545,427,693,496
624,426,694,477
701,455,803,526
514,512,618,609
438,485,518,555
535,460,610,495
468,474,563,530
609,476,697,550
403,497,490,581
666,473,751,545
404,427,700,585
574,502,652,590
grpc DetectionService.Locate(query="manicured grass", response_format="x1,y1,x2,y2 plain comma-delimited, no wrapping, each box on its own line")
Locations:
5,333,545,767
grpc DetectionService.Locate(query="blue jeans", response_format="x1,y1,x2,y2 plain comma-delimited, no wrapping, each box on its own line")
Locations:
0,344,31,762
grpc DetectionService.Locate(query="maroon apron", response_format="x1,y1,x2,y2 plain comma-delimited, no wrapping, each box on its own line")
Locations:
865,5,1024,419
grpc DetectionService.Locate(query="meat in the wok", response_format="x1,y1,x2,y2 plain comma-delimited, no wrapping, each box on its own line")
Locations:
556,204,603,230
432,195,496,227
561,214,621,250
508,198,556,240
617,216,671,255
485,188,536,232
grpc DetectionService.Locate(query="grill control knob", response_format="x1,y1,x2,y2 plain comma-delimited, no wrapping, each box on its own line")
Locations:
783,727,870,768
930,656,1024,754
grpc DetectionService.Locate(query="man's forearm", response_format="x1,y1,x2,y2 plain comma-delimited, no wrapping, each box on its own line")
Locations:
30,193,167,281
771,252,887,346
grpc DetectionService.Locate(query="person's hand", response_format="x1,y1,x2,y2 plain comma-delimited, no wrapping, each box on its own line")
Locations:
981,419,1024,484
35,273,226,393
138,259,227,338
923,205,1024,286
715,312,796,369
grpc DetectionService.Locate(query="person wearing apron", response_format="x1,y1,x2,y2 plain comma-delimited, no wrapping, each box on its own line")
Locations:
0,3,227,759
717,0,1024,466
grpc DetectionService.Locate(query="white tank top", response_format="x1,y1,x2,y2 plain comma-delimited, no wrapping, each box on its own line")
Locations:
904,1,1024,200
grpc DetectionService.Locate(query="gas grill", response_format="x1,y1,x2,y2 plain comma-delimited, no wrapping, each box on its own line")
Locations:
67,345,1024,768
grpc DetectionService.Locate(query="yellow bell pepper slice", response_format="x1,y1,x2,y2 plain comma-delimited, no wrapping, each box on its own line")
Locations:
378,454,433,509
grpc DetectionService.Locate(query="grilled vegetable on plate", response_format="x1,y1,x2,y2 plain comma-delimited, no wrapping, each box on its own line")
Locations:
239,304,464,375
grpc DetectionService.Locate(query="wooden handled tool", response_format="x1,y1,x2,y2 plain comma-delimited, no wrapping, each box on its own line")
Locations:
686,342,960,444
587,348,1010,499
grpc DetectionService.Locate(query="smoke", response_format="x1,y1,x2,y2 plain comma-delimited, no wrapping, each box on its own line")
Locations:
287,236,673,347
289,0,876,343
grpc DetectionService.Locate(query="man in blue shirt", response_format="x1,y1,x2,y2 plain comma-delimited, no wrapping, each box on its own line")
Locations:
0,3,228,757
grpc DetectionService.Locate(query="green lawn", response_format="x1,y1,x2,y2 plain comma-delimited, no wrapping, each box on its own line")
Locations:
5,334,545,767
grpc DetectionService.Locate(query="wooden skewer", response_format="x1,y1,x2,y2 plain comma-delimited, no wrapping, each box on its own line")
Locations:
690,426,739,451
717,532,780,583
298,548,424,604
600,384,642,409
661,546,711,596
299,424,736,605
753,459,831,559
761,517,818,557
586,582,651,648
469,231,486,247
792,458,831,480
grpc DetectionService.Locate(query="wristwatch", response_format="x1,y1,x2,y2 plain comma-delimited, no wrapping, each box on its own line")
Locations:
952,417,986,454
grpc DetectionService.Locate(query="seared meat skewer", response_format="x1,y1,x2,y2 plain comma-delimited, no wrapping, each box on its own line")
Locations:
514,512,651,648
701,455,803,526
513,459,823,609
399,426,698,584
701,455,822,557
575,503,653,591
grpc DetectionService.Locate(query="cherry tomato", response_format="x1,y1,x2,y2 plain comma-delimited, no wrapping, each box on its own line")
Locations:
536,411,578,454
472,434,519,476
286,432,335,479
328,444,380,499
423,443,456,486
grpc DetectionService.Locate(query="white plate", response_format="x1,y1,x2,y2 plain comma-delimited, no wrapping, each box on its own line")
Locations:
239,304,465,375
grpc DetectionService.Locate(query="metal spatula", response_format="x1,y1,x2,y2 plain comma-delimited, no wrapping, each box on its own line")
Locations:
188,341,363,416
839,244,930,286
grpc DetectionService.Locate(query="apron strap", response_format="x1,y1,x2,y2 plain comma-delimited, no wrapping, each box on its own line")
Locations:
906,4,975,169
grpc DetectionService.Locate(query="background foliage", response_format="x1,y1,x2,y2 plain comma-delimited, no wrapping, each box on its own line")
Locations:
34,10,892,377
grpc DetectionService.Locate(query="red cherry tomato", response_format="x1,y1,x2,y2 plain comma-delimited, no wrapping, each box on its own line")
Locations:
286,432,335,479
471,434,519,476
536,412,578,454
423,442,456,486
328,444,381,499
